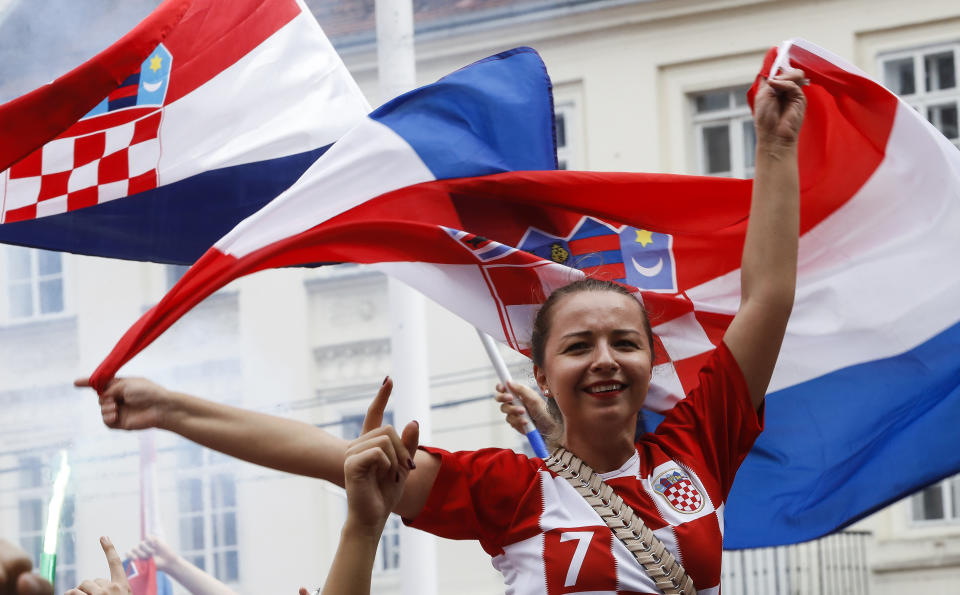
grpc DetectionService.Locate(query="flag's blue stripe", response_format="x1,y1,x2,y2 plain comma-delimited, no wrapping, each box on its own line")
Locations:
723,318,960,548
480,243,513,260
0,146,330,265
370,47,557,179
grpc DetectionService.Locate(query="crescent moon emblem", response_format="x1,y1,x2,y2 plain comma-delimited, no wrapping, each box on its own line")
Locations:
631,256,663,277
142,80,163,93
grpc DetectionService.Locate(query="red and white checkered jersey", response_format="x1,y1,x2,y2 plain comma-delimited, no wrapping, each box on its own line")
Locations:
408,342,762,594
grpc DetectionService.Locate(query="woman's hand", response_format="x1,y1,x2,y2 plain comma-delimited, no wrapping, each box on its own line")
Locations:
65,537,131,595
753,68,807,149
74,377,172,431
126,535,176,572
343,377,420,532
494,381,557,440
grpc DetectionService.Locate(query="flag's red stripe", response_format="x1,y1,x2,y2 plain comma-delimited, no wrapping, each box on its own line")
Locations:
108,84,140,101
568,234,619,254
580,262,625,280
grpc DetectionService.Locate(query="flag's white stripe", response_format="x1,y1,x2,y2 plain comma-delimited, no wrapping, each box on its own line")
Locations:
374,262,509,343
653,312,714,361
220,118,435,257
157,9,369,185
688,100,960,392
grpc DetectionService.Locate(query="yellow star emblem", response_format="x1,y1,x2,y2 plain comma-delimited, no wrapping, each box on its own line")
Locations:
634,229,654,247
149,55,162,72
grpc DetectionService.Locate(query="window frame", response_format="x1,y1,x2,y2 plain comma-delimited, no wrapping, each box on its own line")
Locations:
1,246,70,324
879,41,960,148
909,474,960,525
176,444,241,584
690,85,756,179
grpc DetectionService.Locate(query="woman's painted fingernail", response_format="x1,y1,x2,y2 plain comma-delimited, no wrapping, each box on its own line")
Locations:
382,376,389,386
395,471,400,482
407,457,416,470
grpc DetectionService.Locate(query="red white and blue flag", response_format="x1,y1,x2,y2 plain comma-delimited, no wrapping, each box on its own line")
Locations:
0,0,369,263
123,557,173,595
83,38,960,548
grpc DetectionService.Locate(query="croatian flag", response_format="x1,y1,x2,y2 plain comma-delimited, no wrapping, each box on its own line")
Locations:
0,0,369,263
89,38,960,548
123,557,173,595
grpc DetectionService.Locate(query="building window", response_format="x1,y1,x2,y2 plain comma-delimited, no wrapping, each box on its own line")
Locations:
881,43,960,148
691,85,756,178
177,444,239,583
555,101,580,170
17,456,76,590
911,474,960,522
5,246,65,320
341,412,401,573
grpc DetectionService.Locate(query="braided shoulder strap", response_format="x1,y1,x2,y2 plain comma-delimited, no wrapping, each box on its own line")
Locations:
545,447,697,595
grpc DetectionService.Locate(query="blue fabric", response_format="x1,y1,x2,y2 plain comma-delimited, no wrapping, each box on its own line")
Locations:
0,146,328,264
371,47,557,178
723,318,960,548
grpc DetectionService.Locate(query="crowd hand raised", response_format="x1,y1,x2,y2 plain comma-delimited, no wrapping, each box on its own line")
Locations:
126,535,176,572
74,377,169,431
65,537,131,595
494,381,557,439
754,67,807,148
0,539,52,595
343,377,420,532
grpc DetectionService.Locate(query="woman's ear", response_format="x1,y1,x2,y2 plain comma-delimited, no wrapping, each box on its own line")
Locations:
533,364,550,397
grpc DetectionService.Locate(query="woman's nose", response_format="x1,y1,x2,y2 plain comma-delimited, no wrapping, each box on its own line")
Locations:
590,342,618,371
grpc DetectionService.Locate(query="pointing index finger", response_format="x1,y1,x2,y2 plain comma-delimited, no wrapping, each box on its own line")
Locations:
100,536,129,587
362,377,392,434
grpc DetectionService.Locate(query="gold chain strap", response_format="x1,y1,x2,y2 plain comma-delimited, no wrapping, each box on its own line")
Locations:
544,447,697,595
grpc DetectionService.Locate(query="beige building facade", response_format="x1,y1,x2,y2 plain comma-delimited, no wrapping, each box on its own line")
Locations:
1,0,959,593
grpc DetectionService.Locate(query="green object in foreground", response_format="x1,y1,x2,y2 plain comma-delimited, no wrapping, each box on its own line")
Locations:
39,552,56,585
40,451,71,586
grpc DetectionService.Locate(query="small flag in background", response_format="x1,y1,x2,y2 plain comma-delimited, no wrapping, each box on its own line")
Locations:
123,557,173,595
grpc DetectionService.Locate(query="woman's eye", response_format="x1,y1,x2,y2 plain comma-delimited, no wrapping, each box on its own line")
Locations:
563,342,589,352
616,340,639,349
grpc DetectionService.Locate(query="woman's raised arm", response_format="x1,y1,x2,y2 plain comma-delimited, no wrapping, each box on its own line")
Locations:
722,68,807,410
74,376,440,518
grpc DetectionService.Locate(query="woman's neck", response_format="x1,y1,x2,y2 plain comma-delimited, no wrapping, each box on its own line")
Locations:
562,425,636,473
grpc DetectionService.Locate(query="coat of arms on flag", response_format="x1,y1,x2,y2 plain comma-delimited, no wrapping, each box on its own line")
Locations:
2,44,172,223
518,216,677,292
653,469,705,514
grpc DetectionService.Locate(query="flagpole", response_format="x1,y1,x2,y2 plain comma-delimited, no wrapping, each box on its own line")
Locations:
476,330,549,457
375,3,437,595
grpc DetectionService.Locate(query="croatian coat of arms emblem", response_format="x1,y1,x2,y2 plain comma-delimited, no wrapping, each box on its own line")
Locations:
653,468,705,513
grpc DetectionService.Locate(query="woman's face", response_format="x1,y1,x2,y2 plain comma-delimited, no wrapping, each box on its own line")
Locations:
534,290,653,436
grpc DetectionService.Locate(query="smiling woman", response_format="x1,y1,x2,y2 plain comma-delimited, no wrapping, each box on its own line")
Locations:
75,67,807,595
528,279,655,456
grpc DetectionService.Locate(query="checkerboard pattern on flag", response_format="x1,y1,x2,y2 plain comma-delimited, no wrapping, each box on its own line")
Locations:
5,111,162,222
87,38,960,549
0,0,368,263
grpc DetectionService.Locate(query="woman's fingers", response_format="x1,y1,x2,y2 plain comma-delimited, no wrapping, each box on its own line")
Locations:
347,447,394,480
361,377,392,434
400,420,419,467
348,433,402,477
100,537,129,588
